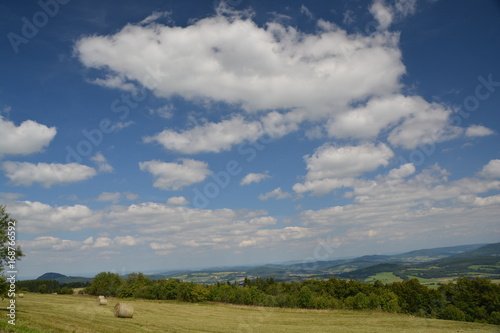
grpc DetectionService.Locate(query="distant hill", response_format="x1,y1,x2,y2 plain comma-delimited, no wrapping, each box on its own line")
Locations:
452,242,500,258
338,242,500,282
37,272,66,280
42,242,498,285
385,243,488,263
36,272,92,284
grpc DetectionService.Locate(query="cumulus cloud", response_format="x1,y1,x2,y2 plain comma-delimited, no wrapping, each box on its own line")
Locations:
90,74,137,92
300,164,500,246
240,172,270,185
144,117,263,154
96,192,122,203
387,102,462,149
149,104,175,119
370,0,393,30
139,159,211,190
106,202,315,250
394,0,417,18
167,196,190,206
22,236,81,251
294,142,394,195
0,116,56,157
91,152,113,173
7,201,101,233
95,191,138,203
23,235,141,252
370,0,417,30
327,95,446,141
258,187,292,201
72,5,466,155
2,162,97,188
150,242,176,250
465,125,495,137
248,216,277,225
479,159,500,179
75,9,410,152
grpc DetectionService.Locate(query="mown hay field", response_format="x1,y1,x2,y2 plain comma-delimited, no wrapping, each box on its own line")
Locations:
0,293,498,333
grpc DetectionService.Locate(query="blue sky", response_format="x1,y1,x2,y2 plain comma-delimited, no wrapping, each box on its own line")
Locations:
1,0,499,279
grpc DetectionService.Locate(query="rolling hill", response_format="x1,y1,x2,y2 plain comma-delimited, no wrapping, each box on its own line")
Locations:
35,242,499,285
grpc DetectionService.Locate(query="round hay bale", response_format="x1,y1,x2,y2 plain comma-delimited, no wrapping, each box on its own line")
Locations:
98,295,105,300
99,299,108,306
18,293,24,298
114,303,133,318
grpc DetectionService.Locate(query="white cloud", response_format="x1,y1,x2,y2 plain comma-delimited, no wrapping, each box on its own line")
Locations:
144,117,263,154
343,10,356,25
22,236,81,251
300,5,314,20
113,235,139,246
293,178,355,196
96,192,122,203
6,201,101,233
91,152,113,173
2,162,97,188
150,242,176,250
294,142,394,196
480,159,500,179
240,172,270,185
95,191,138,203
370,0,393,30
0,116,56,157
327,95,418,140
75,10,406,151
300,164,500,246
258,187,292,201
304,142,393,180
105,202,316,250
465,125,495,137
73,6,466,156
124,192,139,200
114,121,134,130
149,104,175,119
139,159,211,190
21,234,141,253
369,0,416,30
167,196,190,206
90,75,137,92
139,11,173,25
0,192,23,200
387,102,462,149
93,237,113,248
394,0,417,18
387,163,416,179
248,216,277,225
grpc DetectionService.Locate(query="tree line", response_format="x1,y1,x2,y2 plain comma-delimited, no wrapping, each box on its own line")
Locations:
16,279,89,295
79,272,500,325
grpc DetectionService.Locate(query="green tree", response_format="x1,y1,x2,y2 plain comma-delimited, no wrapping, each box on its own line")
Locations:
118,272,152,298
440,304,466,321
38,284,49,294
191,284,210,302
86,272,122,296
0,206,24,298
58,286,74,295
297,286,314,308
